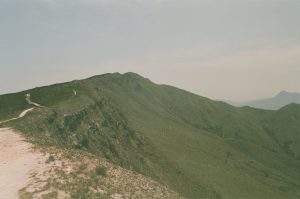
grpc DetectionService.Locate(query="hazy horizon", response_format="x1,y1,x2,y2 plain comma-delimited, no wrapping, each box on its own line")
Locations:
1,0,300,101
1,71,299,102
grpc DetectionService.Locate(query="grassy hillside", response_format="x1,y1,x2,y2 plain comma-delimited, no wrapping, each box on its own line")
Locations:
1,72,300,199
0,91,30,120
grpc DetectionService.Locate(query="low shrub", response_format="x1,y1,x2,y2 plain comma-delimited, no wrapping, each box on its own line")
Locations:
95,166,107,176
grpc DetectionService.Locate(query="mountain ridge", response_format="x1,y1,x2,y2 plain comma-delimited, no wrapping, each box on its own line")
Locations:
1,72,300,199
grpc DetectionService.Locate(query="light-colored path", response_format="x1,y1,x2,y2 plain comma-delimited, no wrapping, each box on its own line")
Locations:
0,93,43,125
0,128,46,199
25,94,42,107
0,108,35,125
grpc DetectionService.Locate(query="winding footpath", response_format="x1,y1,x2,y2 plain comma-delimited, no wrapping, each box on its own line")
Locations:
0,108,34,125
0,94,46,199
0,94,41,125
25,94,42,107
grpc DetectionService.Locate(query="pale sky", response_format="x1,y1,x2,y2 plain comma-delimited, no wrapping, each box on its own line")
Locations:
0,0,299,101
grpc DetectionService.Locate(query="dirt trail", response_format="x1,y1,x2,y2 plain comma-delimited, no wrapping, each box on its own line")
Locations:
25,94,42,107
0,93,42,125
0,128,46,199
0,108,34,125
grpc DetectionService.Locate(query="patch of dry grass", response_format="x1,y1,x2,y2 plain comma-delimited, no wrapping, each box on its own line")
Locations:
19,147,184,199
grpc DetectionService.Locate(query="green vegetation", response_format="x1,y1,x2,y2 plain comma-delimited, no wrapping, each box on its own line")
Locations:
95,166,107,176
3,72,300,199
46,155,55,163
0,91,30,121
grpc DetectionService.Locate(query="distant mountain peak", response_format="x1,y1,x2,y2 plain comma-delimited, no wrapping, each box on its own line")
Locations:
277,90,289,96
276,90,300,97
228,90,300,110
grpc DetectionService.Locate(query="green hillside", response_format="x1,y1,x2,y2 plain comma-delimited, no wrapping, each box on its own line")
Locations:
1,72,300,199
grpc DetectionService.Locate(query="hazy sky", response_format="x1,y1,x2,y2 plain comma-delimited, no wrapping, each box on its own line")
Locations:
1,0,299,101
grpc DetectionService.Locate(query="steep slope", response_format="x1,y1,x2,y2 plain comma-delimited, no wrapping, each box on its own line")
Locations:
1,72,300,199
228,91,300,110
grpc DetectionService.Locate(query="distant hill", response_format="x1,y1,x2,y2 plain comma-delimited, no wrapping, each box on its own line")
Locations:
1,72,300,199
227,91,300,110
